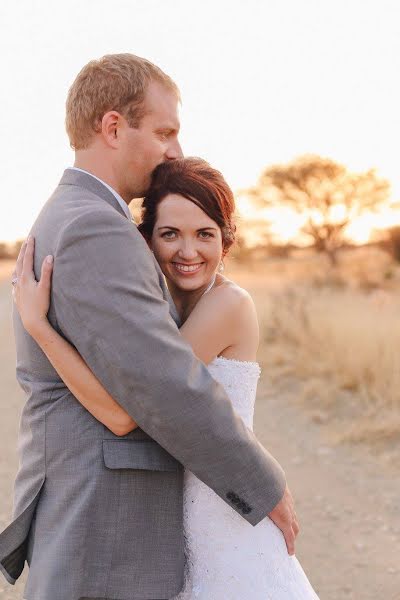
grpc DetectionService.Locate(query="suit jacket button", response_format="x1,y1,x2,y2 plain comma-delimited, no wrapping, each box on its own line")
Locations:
227,491,240,504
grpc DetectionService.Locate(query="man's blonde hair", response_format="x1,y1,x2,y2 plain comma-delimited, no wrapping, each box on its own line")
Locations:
65,53,180,150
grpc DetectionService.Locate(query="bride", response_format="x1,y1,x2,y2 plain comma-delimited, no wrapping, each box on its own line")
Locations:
13,157,319,599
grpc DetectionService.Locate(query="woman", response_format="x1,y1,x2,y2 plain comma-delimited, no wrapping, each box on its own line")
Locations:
13,158,319,599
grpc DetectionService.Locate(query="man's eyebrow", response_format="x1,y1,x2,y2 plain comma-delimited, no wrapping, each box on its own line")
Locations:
155,124,180,133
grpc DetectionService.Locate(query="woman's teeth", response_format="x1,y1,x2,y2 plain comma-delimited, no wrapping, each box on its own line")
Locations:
174,263,203,273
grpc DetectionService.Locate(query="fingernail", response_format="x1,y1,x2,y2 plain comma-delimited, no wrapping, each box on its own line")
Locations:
46,255,53,264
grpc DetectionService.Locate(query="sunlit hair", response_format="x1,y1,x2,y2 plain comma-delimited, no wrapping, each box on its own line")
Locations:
65,53,180,150
138,158,236,256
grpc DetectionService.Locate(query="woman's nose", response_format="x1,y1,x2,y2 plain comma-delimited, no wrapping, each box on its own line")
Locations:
178,242,198,260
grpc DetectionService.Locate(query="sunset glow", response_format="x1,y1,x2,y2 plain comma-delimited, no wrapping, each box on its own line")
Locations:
237,195,400,247
1,1,399,248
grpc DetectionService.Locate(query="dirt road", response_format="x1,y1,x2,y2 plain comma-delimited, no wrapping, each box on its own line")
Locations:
0,260,399,599
0,263,28,599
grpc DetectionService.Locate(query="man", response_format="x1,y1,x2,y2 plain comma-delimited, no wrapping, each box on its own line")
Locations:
0,53,297,600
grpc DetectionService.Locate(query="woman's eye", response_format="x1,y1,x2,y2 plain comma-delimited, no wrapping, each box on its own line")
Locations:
162,231,177,239
199,231,213,239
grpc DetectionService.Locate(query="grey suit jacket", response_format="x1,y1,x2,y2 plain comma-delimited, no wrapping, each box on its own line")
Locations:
0,169,286,600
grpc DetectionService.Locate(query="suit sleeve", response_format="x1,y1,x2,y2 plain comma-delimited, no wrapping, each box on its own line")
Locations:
52,208,286,525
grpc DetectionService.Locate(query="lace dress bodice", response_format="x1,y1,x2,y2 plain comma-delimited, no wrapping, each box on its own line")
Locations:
173,356,320,600
208,356,261,428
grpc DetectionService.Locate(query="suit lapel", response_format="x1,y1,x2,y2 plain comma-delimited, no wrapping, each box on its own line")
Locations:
58,169,128,220
58,168,181,327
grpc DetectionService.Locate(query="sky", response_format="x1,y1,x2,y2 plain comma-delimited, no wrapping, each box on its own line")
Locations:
0,0,399,242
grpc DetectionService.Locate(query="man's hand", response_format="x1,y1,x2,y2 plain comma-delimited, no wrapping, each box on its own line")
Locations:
268,484,299,555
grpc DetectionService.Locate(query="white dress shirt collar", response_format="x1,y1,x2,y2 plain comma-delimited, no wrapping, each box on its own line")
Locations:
68,167,133,222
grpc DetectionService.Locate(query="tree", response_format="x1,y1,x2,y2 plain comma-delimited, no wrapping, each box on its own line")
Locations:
385,225,400,262
246,154,391,264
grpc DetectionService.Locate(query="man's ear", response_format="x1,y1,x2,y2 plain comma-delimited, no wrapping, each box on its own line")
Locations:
101,111,122,148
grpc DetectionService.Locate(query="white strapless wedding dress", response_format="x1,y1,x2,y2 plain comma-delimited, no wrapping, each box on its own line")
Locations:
173,356,320,600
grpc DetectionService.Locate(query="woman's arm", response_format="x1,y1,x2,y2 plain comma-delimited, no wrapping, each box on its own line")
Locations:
31,321,138,436
13,237,137,437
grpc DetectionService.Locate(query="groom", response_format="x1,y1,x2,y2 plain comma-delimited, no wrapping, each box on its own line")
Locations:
0,54,297,600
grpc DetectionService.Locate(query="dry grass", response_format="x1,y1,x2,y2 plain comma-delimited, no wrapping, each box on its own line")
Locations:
227,246,400,447
259,282,400,444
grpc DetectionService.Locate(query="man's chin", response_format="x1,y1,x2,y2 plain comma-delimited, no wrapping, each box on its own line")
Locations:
136,176,155,199
130,183,150,200
134,162,168,198
130,191,147,200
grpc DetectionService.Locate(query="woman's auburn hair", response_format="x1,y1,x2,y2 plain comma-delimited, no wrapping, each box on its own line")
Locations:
138,158,237,255
65,53,180,150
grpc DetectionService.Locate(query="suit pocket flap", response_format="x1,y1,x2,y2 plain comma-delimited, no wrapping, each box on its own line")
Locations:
102,439,182,472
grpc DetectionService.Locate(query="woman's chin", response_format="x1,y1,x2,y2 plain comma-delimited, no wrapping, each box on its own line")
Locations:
171,277,204,292
167,270,211,293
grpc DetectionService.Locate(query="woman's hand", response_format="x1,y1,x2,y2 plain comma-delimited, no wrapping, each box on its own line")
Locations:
11,236,54,337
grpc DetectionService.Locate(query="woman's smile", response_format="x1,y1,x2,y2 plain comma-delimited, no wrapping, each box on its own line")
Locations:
172,261,205,275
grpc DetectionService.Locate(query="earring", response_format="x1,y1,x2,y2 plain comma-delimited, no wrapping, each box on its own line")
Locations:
218,260,225,273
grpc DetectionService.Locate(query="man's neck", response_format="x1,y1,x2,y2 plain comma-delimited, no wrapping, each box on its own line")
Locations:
73,153,131,203
73,160,116,191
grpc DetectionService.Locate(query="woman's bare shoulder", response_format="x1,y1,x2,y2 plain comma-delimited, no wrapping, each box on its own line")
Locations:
183,274,259,362
199,275,257,323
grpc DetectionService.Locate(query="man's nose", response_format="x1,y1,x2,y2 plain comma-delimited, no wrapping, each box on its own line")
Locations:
166,138,183,160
